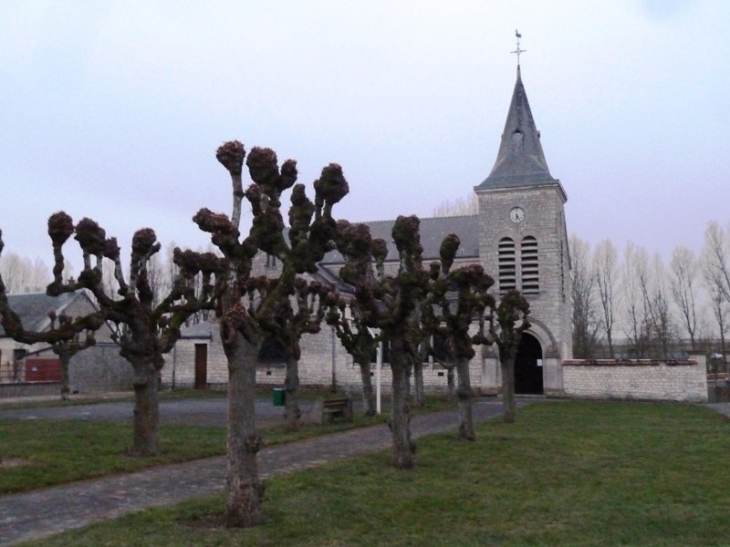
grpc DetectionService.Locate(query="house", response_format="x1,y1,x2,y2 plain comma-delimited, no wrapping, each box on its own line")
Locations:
0,291,132,397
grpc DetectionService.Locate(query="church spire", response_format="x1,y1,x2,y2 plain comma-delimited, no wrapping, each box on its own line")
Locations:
475,59,556,191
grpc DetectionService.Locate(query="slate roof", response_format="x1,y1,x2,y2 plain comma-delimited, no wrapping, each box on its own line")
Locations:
319,214,479,264
0,292,81,337
475,66,558,191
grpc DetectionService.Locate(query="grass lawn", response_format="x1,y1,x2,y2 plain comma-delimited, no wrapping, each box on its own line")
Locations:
0,395,452,494
17,400,730,547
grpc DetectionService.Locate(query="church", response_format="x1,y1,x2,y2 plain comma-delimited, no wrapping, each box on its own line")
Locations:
166,62,706,403
315,62,573,396
168,62,574,398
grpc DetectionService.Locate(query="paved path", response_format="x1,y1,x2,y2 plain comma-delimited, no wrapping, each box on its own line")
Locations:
0,400,508,546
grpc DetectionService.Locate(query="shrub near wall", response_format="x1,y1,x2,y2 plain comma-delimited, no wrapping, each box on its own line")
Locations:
562,357,708,403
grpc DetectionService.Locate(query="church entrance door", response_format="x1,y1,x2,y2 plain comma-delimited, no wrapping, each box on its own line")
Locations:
514,333,543,394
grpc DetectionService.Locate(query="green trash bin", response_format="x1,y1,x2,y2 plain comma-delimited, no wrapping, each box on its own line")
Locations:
272,388,285,406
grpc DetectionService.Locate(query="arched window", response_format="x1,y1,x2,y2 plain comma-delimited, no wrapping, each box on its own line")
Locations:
498,237,516,294
521,236,539,295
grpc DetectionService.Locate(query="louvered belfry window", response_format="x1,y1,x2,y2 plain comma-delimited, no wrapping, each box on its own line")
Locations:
521,236,539,295
498,237,517,294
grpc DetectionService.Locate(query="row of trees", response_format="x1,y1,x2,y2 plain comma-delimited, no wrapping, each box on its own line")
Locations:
0,141,531,528
571,222,730,361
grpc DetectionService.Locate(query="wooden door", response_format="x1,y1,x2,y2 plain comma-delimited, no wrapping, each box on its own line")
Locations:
194,344,208,390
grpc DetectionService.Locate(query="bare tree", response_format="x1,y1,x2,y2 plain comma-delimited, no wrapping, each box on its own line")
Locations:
431,194,478,217
622,242,651,358
331,216,428,469
670,246,700,351
642,254,675,358
194,141,347,527
593,238,618,358
0,252,51,294
327,221,380,417
47,311,98,401
703,221,730,302
43,213,221,456
489,289,531,423
703,222,730,366
570,235,601,358
426,233,493,440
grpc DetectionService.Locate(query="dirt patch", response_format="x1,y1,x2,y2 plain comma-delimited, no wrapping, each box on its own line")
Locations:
179,515,227,530
0,458,30,468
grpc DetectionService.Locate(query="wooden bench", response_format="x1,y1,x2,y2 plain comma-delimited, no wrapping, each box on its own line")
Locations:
309,395,353,425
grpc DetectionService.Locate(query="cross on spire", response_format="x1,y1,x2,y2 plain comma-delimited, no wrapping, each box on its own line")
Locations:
511,30,526,66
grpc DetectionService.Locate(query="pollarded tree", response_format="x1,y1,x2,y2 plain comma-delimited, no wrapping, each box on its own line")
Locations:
0,231,104,401
44,213,222,456
268,277,333,431
327,220,380,416
332,215,428,469
489,288,531,424
426,233,494,440
47,311,98,401
194,141,347,527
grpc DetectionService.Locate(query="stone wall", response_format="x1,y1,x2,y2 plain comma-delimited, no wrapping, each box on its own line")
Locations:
166,322,482,396
562,357,708,403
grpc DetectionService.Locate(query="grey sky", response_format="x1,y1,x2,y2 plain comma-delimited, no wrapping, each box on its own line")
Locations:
1,0,728,267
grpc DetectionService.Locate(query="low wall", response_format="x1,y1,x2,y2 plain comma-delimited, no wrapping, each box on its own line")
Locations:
0,381,61,399
563,358,708,403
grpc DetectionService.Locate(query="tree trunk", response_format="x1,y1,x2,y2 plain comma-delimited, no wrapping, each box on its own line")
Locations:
60,353,71,402
500,348,517,424
130,363,160,456
390,360,414,469
226,334,265,528
412,359,425,408
456,356,475,440
284,356,301,432
356,358,376,417
446,365,455,402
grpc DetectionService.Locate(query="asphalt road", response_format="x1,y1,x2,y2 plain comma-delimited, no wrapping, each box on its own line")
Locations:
0,397,293,427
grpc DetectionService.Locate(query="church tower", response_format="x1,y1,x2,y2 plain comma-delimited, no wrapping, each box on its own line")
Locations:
475,65,572,396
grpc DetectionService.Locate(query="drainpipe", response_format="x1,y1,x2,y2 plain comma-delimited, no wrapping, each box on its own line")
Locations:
331,326,337,393
376,341,383,415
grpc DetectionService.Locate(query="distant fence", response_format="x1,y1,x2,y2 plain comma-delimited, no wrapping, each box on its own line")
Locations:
0,360,22,383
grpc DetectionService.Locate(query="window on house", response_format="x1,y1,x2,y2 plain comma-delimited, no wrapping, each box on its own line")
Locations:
257,336,287,364
521,236,539,295
498,237,516,294
265,254,277,268
429,332,451,364
370,340,390,364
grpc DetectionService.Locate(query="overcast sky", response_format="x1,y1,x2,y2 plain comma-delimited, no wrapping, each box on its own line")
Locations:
1,0,728,269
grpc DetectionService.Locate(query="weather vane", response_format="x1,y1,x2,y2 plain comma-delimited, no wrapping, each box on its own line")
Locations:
511,30,526,66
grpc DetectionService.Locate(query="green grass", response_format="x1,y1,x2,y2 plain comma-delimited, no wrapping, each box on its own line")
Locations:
0,421,226,494
18,400,730,546
0,394,451,494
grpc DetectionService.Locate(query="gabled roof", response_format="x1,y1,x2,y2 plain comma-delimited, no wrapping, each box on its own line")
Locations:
319,214,479,265
475,66,557,191
0,291,83,337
